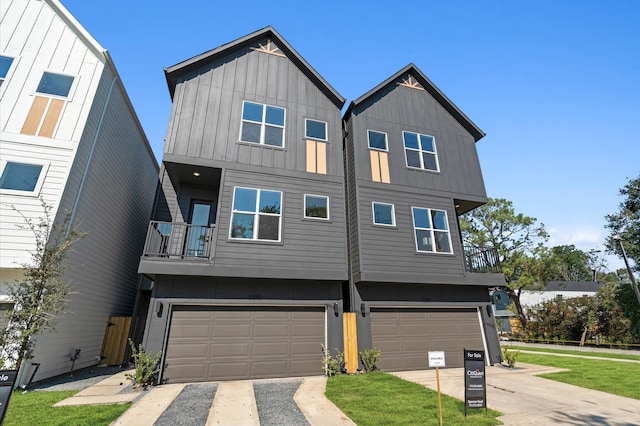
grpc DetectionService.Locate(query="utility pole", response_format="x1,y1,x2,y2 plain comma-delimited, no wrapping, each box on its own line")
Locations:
613,235,640,305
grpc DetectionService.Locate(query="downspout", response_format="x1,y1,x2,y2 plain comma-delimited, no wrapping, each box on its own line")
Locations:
66,74,118,234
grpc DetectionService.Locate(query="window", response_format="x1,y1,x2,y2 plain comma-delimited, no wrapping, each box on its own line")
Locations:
36,72,74,97
372,202,395,226
306,140,327,174
305,119,327,141
412,207,452,253
0,160,48,195
368,130,388,151
0,55,15,88
403,131,439,172
230,187,282,241
240,101,286,147
304,195,329,220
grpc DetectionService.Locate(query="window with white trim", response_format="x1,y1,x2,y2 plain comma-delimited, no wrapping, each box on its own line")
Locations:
0,160,49,196
304,194,329,220
0,55,15,88
230,187,282,241
305,119,327,141
240,101,286,147
367,130,388,151
403,131,439,171
411,207,452,253
36,72,74,97
372,202,395,226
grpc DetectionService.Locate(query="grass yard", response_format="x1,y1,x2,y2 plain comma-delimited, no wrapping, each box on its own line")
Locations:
513,352,640,400
326,371,502,425
3,390,131,426
505,345,640,361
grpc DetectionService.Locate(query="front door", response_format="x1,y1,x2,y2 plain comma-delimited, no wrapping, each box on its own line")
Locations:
185,201,214,257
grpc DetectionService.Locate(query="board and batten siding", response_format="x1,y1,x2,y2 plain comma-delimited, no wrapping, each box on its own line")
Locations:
212,169,348,280
355,185,466,282
164,44,343,177
349,84,487,199
27,62,158,382
343,115,361,281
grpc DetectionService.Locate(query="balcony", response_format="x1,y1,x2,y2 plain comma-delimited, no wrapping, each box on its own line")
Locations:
464,246,501,273
142,221,215,260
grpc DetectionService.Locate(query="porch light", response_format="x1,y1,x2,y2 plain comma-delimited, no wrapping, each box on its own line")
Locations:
193,172,200,177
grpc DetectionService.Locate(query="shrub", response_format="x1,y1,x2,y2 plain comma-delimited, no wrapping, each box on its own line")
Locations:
125,339,161,388
502,347,519,368
321,344,344,376
359,347,381,373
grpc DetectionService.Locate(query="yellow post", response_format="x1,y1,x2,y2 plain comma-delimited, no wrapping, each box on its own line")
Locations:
436,366,443,426
343,313,358,373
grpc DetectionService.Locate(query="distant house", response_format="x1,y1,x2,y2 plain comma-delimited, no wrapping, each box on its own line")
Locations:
520,281,605,308
0,0,158,383
137,27,505,383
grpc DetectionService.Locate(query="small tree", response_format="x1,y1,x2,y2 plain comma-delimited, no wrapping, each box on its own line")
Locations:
0,200,85,371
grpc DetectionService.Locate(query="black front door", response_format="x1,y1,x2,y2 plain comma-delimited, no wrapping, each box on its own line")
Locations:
185,201,214,257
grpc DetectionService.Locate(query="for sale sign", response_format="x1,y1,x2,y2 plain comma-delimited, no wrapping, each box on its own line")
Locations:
0,369,18,423
464,349,486,413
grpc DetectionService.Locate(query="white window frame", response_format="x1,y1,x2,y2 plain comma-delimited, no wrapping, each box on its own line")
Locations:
0,159,49,197
239,100,286,148
35,70,78,101
304,118,328,141
304,194,330,220
402,131,440,172
411,207,453,254
0,54,18,92
229,186,283,242
367,129,388,151
372,202,395,226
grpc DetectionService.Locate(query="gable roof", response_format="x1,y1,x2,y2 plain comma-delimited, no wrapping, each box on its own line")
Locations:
164,26,345,109
344,63,485,142
544,281,605,293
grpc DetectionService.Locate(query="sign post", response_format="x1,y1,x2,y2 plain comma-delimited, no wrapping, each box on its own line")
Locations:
428,351,445,426
463,349,486,416
0,369,18,424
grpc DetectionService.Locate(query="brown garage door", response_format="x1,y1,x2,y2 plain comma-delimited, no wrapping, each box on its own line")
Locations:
370,307,484,370
163,305,325,383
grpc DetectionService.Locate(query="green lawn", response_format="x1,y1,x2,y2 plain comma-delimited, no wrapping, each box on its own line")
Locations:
504,345,640,361
3,390,131,426
326,371,502,425
514,352,640,399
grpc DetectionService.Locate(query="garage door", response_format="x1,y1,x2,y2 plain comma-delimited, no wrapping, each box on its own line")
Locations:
371,307,484,370
163,306,325,383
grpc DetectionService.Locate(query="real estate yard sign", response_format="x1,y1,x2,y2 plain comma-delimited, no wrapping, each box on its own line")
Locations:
0,369,18,423
464,349,486,415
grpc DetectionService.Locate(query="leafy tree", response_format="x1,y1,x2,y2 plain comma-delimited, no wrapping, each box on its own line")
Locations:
0,201,85,371
549,245,598,281
606,174,640,268
460,198,554,328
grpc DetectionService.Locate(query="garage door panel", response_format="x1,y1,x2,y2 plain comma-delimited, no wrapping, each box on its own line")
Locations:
169,324,211,338
164,306,325,382
371,308,483,370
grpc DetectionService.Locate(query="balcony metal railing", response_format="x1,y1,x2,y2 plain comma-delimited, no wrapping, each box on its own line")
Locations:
464,246,501,273
142,221,214,259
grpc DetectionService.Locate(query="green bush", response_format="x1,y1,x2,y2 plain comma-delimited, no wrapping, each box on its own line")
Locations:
359,347,381,373
502,347,519,368
125,339,161,388
321,344,345,376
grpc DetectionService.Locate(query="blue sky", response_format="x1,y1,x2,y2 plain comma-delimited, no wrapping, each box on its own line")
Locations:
61,0,639,271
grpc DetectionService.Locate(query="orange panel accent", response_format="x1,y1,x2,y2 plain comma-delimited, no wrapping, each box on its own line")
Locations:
316,142,327,175
379,152,390,184
306,140,317,173
39,98,64,138
21,96,49,135
370,150,381,182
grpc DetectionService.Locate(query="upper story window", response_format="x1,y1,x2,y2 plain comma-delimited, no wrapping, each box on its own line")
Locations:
230,187,282,241
304,194,329,220
305,119,327,141
36,72,74,97
240,101,286,147
0,55,15,88
372,202,395,226
0,160,48,196
403,131,439,172
368,130,388,151
411,207,452,254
